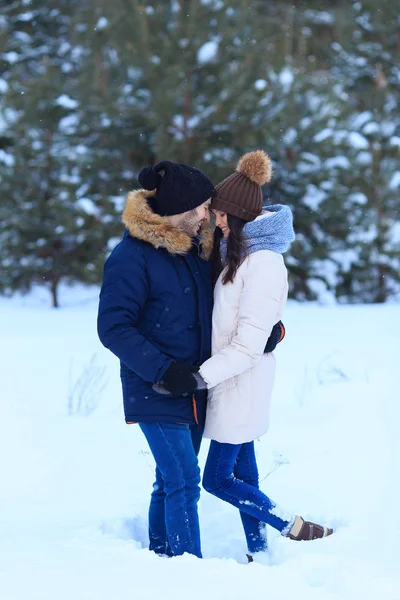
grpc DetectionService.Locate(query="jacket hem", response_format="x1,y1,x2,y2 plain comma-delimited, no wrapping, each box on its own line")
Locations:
125,415,195,425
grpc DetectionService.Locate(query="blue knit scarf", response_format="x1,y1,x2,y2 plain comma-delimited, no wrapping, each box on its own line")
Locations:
220,204,295,266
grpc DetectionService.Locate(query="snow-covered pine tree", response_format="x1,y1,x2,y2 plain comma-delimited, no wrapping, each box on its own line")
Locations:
251,65,343,301
261,1,400,303
0,1,121,307
93,0,310,181
237,4,347,300
325,0,400,302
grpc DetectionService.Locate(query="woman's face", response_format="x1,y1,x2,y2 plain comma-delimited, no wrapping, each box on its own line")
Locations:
212,210,230,237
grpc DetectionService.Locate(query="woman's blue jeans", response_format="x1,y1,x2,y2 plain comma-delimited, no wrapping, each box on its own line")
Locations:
203,440,291,554
139,422,203,558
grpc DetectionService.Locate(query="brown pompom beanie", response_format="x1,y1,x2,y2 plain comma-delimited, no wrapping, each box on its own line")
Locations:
211,150,272,222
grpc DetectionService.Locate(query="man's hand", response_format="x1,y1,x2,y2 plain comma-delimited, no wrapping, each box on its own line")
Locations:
158,362,199,396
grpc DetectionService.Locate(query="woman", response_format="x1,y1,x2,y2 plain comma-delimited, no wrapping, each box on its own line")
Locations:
198,150,333,560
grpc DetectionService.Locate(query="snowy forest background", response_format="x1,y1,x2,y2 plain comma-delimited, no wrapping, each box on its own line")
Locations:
1,0,399,307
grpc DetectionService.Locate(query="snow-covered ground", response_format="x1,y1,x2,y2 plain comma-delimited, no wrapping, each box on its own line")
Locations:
1,287,399,600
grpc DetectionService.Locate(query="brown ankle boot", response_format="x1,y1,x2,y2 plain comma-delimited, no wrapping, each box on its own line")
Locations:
246,554,254,563
285,516,333,541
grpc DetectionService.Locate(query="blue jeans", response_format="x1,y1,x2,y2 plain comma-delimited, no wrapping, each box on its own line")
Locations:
203,441,291,554
139,422,203,558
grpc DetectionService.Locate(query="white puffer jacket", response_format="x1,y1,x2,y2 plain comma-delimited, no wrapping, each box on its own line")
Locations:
199,247,288,444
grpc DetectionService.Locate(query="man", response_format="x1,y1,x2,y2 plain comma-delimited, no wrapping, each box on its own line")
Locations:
97,160,215,559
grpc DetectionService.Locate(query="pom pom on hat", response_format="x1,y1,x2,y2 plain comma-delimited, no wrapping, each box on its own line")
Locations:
138,166,163,190
236,150,272,186
211,149,273,222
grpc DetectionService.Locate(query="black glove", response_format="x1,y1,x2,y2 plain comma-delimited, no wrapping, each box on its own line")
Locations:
159,362,199,396
264,321,285,353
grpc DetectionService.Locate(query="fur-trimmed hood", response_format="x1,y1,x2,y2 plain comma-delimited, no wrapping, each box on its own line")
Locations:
122,189,213,260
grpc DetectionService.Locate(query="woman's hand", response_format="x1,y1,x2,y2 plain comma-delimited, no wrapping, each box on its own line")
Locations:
264,321,285,353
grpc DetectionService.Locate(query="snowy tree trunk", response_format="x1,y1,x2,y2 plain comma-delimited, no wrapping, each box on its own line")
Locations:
50,278,60,309
372,145,387,303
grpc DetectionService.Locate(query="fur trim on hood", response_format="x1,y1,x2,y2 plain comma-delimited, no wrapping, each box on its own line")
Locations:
122,189,213,260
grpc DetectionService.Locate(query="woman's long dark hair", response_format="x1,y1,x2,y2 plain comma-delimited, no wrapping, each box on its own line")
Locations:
211,214,248,286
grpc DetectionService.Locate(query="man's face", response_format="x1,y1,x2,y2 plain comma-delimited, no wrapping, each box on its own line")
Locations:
176,199,211,237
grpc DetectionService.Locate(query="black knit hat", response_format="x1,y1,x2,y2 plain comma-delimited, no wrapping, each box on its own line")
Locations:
138,160,215,216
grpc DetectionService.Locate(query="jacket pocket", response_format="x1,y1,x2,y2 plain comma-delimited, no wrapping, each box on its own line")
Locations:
149,305,170,337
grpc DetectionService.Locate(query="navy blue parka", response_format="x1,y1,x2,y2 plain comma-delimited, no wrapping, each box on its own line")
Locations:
97,189,213,426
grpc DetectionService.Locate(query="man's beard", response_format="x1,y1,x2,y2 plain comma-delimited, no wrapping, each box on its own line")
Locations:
178,211,201,237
